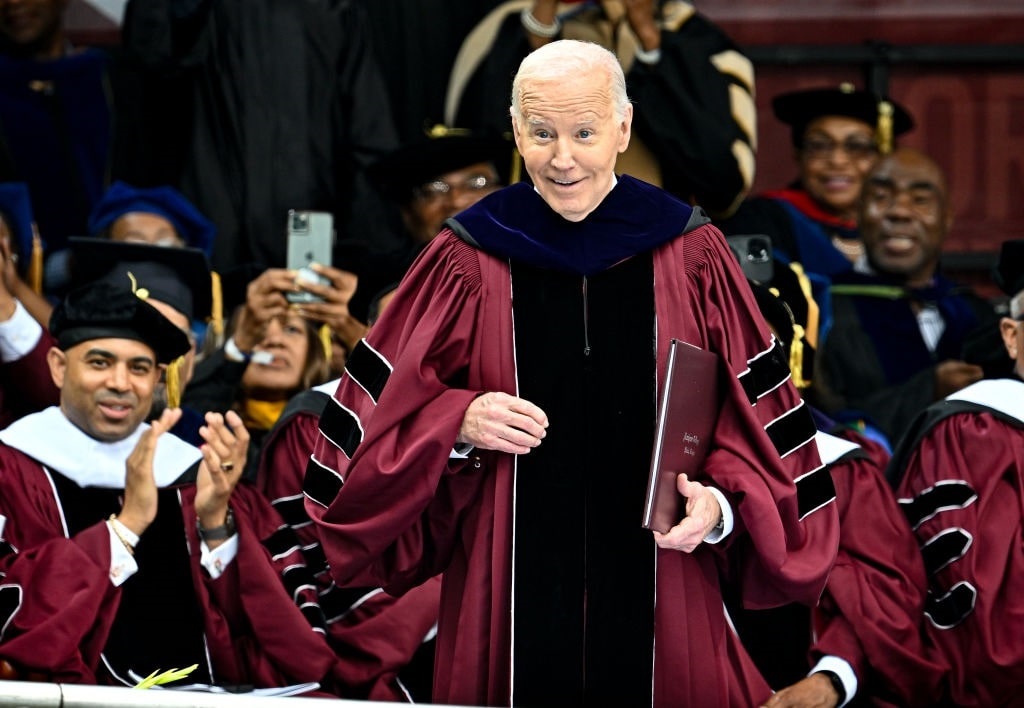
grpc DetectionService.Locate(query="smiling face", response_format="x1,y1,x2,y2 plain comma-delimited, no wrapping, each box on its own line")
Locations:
797,116,879,221
512,68,631,222
48,337,161,442
859,148,952,287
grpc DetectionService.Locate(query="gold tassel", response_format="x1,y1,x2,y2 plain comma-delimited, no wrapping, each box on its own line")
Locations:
209,271,224,343
319,323,332,361
165,357,183,409
788,262,819,350
877,100,894,155
789,323,810,390
28,225,44,295
510,146,523,184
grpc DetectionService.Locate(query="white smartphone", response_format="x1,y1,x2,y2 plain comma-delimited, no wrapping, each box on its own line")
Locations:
286,210,334,303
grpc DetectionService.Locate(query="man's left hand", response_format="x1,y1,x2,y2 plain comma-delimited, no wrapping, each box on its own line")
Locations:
652,474,722,553
195,411,250,531
759,673,841,708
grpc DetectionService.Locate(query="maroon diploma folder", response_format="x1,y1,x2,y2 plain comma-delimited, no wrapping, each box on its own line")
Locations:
642,338,722,533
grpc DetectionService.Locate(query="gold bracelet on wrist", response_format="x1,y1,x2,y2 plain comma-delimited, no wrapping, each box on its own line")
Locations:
108,514,136,556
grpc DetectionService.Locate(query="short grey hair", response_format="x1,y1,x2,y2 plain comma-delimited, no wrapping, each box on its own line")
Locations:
510,40,630,125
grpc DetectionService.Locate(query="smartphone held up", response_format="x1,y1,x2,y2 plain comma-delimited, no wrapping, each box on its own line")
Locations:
286,209,334,304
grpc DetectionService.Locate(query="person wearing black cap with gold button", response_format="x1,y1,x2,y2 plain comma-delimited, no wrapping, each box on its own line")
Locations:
67,236,217,445
885,238,1024,706
0,277,359,693
721,83,914,279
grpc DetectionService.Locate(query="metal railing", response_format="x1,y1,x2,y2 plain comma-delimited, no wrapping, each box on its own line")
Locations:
0,680,428,708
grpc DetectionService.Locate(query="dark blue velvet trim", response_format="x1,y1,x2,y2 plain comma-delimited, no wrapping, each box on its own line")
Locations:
447,175,703,276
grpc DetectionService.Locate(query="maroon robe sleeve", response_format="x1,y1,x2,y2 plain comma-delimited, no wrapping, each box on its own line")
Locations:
178,484,351,693
894,410,1024,707
660,225,839,607
258,409,441,701
0,451,121,682
0,328,59,429
812,440,946,705
305,235,488,592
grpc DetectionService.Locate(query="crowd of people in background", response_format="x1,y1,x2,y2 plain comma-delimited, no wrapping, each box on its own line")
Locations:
1,1,1022,706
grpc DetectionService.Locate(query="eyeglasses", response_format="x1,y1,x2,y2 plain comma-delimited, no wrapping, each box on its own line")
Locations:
801,137,879,161
414,173,497,202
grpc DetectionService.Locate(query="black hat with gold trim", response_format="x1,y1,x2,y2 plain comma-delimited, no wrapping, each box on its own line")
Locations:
773,83,914,155
49,281,191,365
368,124,518,203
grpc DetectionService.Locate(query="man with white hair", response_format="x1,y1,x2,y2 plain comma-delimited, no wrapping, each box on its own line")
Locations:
306,39,838,706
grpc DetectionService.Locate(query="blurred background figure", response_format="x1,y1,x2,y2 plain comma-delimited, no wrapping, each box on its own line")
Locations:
720,84,914,279
0,182,58,428
120,0,404,283
445,0,756,218
88,181,216,255
811,147,1002,448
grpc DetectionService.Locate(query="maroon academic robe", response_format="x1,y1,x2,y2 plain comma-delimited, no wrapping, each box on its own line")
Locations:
892,378,1024,706
306,194,839,706
257,394,441,702
0,327,59,430
811,430,946,705
0,432,351,692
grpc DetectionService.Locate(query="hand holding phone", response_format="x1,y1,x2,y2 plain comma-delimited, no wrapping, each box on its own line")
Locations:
286,210,334,303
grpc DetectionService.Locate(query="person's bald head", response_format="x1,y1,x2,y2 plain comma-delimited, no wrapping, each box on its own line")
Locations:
859,147,953,287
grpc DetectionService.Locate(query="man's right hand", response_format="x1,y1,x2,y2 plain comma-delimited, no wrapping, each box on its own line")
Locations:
934,360,983,400
117,407,182,536
457,392,548,455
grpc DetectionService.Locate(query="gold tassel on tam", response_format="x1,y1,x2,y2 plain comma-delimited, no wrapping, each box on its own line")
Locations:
789,323,810,390
319,323,333,360
209,271,225,344
877,100,894,155
165,356,184,409
509,146,523,184
788,262,820,350
28,225,44,295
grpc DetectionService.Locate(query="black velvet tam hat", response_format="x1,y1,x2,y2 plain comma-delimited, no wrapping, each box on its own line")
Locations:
67,237,213,322
49,281,192,364
993,239,1024,300
772,84,914,153
368,126,516,203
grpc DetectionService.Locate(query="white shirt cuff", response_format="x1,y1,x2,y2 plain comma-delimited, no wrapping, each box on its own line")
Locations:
200,534,239,579
811,656,857,707
703,487,734,544
450,442,474,459
0,301,42,362
107,521,139,587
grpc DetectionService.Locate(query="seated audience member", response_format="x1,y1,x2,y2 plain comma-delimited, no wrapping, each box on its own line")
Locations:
0,281,350,693
720,84,913,279
812,147,1000,446
354,126,513,320
0,184,59,428
67,237,214,445
183,269,336,481
88,181,217,256
887,239,1024,706
0,182,52,325
734,271,945,708
256,371,441,702
445,0,757,218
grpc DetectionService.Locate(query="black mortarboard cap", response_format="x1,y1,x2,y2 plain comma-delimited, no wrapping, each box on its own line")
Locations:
67,237,213,322
87,181,216,256
772,84,914,152
368,126,516,203
993,239,1024,299
49,281,191,364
